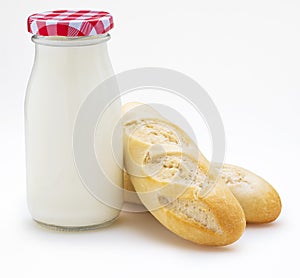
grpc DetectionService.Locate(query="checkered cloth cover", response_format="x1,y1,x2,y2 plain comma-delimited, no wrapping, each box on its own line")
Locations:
27,10,114,37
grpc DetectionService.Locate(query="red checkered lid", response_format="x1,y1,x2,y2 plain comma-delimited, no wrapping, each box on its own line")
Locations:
27,10,114,37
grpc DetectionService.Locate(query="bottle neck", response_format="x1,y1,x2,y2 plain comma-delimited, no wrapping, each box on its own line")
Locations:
32,33,110,47
32,34,112,70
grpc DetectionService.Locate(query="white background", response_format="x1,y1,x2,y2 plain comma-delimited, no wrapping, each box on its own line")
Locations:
1,0,299,277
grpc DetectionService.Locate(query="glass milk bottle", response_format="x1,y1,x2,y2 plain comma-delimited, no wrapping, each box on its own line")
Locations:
25,10,123,230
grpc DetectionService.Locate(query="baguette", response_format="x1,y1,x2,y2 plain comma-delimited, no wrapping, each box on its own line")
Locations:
123,108,246,246
220,164,281,223
122,102,282,224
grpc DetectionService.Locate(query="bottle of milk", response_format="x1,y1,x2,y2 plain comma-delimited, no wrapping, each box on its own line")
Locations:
25,10,123,230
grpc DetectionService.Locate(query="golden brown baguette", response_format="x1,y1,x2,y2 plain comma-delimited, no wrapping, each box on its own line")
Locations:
220,164,282,223
122,102,282,224
123,111,246,246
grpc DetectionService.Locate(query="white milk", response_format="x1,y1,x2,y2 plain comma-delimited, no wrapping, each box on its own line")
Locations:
25,35,123,229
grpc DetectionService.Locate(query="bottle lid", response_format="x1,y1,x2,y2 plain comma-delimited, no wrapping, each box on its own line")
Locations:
27,10,114,37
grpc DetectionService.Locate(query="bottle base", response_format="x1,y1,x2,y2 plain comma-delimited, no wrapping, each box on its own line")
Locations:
34,216,118,232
